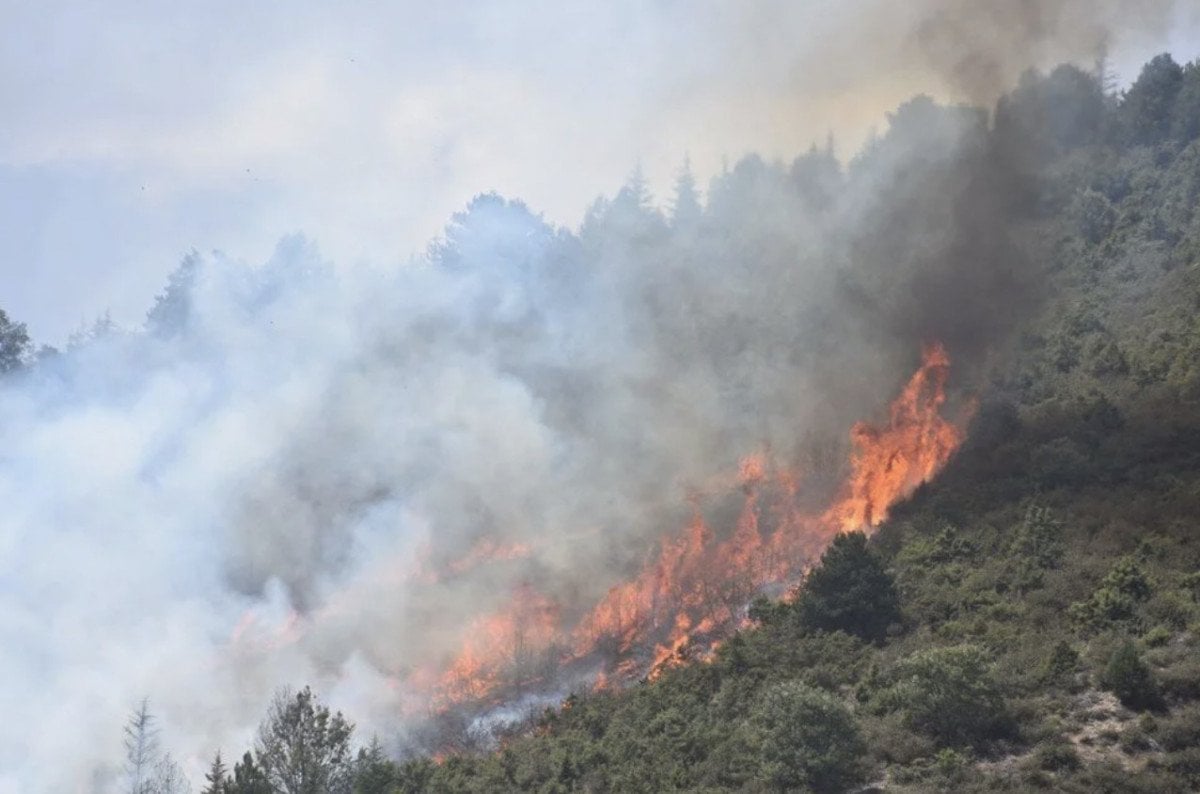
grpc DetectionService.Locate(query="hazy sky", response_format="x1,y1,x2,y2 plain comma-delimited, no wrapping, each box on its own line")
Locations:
3,1,1199,343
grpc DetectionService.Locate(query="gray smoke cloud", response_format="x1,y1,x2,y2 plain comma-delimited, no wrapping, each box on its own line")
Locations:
0,2,1184,790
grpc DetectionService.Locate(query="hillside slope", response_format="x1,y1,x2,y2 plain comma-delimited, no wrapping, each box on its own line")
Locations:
363,54,1200,794
10,51,1200,794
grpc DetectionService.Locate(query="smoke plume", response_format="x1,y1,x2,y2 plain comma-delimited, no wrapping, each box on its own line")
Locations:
0,1,1182,790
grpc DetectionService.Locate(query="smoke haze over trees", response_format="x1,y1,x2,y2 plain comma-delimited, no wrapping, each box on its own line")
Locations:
5,3,1200,791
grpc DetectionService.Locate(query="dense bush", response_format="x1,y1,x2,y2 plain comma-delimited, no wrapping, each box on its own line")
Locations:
746,681,866,793
1102,642,1162,711
875,644,1011,748
794,531,902,643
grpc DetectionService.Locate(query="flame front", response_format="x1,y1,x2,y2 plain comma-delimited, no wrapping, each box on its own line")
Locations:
826,342,962,532
415,343,965,709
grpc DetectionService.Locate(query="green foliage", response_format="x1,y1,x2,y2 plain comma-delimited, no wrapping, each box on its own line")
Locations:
1143,624,1172,647
746,681,866,793
351,739,399,794
1076,188,1117,244
1118,53,1184,146
1033,738,1082,772
896,523,974,568
1069,556,1154,631
875,645,1010,748
1172,61,1200,142
229,753,271,794
1042,640,1081,684
1104,557,1154,601
255,686,355,794
0,308,31,374
795,531,902,643
669,158,703,227
1010,505,1065,572
202,752,229,794
1157,704,1200,751
392,758,436,794
1102,642,1162,711
995,64,1104,158
890,747,976,790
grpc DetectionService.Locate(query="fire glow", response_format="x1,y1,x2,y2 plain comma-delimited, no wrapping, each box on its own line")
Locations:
413,343,966,712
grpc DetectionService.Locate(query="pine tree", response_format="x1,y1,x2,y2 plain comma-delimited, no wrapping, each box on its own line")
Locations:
795,531,902,642
669,156,702,227
202,751,229,794
256,686,355,794
1093,49,1118,99
0,308,31,374
230,752,271,794
122,700,188,794
352,737,398,794
124,700,159,794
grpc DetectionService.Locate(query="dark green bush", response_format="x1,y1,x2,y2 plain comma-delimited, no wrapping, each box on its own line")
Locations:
875,644,1012,748
795,531,902,643
1102,642,1162,711
747,681,867,793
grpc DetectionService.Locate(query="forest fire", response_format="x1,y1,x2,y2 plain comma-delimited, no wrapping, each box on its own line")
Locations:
413,343,966,714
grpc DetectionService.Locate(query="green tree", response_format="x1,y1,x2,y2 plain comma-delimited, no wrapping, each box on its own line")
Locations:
1042,640,1082,684
669,156,703,227
255,686,355,794
229,752,271,794
202,751,229,794
1075,188,1116,244
121,700,187,794
1118,53,1184,145
352,737,398,794
0,308,31,374
1010,505,1065,569
146,253,200,337
1171,60,1200,141
881,644,1010,747
994,65,1104,158
393,758,437,794
124,700,159,794
790,139,841,210
796,531,902,642
1103,642,1162,711
747,681,866,793
1070,556,1154,630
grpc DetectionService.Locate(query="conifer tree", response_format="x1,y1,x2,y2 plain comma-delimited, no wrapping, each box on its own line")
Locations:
796,531,902,642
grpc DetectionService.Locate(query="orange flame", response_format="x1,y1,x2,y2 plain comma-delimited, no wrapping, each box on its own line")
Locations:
824,342,962,532
411,343,966,707
422,582,560,709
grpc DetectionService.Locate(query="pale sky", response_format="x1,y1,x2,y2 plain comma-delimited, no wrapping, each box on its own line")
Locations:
4,0,1199,343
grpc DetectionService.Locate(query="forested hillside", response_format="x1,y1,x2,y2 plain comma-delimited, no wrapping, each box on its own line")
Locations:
363,51,1200,793
10,51,1200,793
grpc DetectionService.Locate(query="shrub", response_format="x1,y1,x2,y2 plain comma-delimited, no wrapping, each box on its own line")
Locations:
1076,188,1117,244
747,681,867,793
1102,642,1162,711
877,644,1011,748
1042,640,1082,683
1157,704,1200,751
1143,625,1172,647
1009,505,1065,569
1034,739,1082,772
1070,557,1154,631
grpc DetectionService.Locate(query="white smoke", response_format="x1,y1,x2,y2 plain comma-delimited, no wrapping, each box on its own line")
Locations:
0,3,1187,790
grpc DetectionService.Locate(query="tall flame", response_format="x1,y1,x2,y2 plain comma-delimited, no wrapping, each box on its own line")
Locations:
415,343,965,709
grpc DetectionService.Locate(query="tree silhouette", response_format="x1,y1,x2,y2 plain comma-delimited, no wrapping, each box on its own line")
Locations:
796,531,902,642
